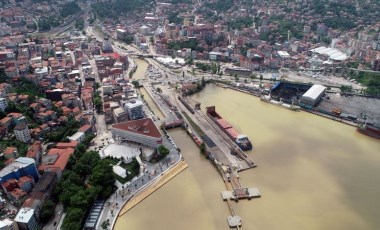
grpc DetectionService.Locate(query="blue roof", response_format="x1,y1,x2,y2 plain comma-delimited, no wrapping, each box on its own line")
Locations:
271,82,281,90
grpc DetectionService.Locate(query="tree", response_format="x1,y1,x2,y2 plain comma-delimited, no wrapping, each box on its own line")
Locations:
101,220,110,230
90,161,115,198
74,151,101,178
199,142,206,154
340,84,353,93
40,200,55,223
158,145,170,156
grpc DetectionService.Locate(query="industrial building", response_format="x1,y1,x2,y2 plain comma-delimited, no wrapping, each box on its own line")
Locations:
270,82,312,104
300,84,326,108
111,118,163,148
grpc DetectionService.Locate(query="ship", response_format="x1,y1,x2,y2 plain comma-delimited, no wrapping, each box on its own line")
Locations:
260,95,300,111
206,106,253,151
357,123,380,139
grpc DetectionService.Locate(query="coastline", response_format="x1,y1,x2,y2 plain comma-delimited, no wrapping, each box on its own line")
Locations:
109,158,188,229
214,83,359,128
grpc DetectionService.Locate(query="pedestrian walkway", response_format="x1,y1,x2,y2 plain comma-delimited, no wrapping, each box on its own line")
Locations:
118,160,188,216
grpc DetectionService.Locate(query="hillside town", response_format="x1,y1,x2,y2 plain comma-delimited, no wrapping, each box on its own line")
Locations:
0,0,380,230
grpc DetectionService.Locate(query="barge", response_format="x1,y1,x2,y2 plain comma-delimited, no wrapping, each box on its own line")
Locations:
260,95,300,111
206,106,253,151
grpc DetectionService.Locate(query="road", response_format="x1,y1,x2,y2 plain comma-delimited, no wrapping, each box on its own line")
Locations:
42,203,64,230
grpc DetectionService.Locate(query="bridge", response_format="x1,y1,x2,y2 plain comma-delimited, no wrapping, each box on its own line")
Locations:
130,53,165,58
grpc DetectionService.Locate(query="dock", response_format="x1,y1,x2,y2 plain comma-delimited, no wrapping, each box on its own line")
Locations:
221,188,261,201
169,93,261,229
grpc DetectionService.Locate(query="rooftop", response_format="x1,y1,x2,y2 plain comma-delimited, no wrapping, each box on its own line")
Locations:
112,118,162,138
0,157,35,178
310,46,348,61
302,84,326,100
15,208,34,223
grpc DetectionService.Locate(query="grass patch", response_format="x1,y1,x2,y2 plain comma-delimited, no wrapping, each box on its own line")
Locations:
113,158,140,184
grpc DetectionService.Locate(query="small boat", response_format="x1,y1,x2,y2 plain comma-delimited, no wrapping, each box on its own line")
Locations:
260,96,300,111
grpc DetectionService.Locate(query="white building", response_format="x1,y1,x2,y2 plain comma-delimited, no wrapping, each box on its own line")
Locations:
14,124,31,143
0,218,19,230
14,208,38,230
68,132,85,143
277,51,291,59
111,118,163,148
309,46,348,61
0,98,8,112
124,99,144,120
300,85,326,108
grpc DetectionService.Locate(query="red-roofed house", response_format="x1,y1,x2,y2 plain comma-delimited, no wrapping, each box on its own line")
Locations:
0,116,12,129
17,176,35,192
111,118,163,147
1,178,18,193
9,188,27,205
26,141,42,164
38,148,75,178
2,147,18,159
79,124,94,135
55,141,78,149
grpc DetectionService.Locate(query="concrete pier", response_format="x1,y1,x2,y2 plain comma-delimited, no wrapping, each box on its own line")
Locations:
221,188,261,201
227,216,242,228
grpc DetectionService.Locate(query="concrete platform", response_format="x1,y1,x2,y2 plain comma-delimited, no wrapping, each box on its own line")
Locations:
221,191,235,200
223,187,261,201
227,216,242,227
247,188,261,198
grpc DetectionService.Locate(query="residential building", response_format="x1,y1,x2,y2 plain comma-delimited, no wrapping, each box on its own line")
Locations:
14,124,31,143
17,176,35,193
15,208,38,230
38,148,74,179
22,172,57,220
26,141,42,164
68,132,85,143
113,107,128,123
0,158,39,184
0,218,19,230
0,98,8,112
0,117,12,130
124,99,144,120
9,188,27,205
28,172,57,206
2,147,18,160
111,118,163,148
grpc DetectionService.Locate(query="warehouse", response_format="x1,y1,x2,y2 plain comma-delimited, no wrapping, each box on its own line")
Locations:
300,85,326,108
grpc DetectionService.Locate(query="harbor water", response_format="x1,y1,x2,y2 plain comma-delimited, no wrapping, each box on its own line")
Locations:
115,84,380,229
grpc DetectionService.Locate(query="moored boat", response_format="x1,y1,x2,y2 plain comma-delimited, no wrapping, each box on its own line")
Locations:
260,95,300,111
206,106,253,151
